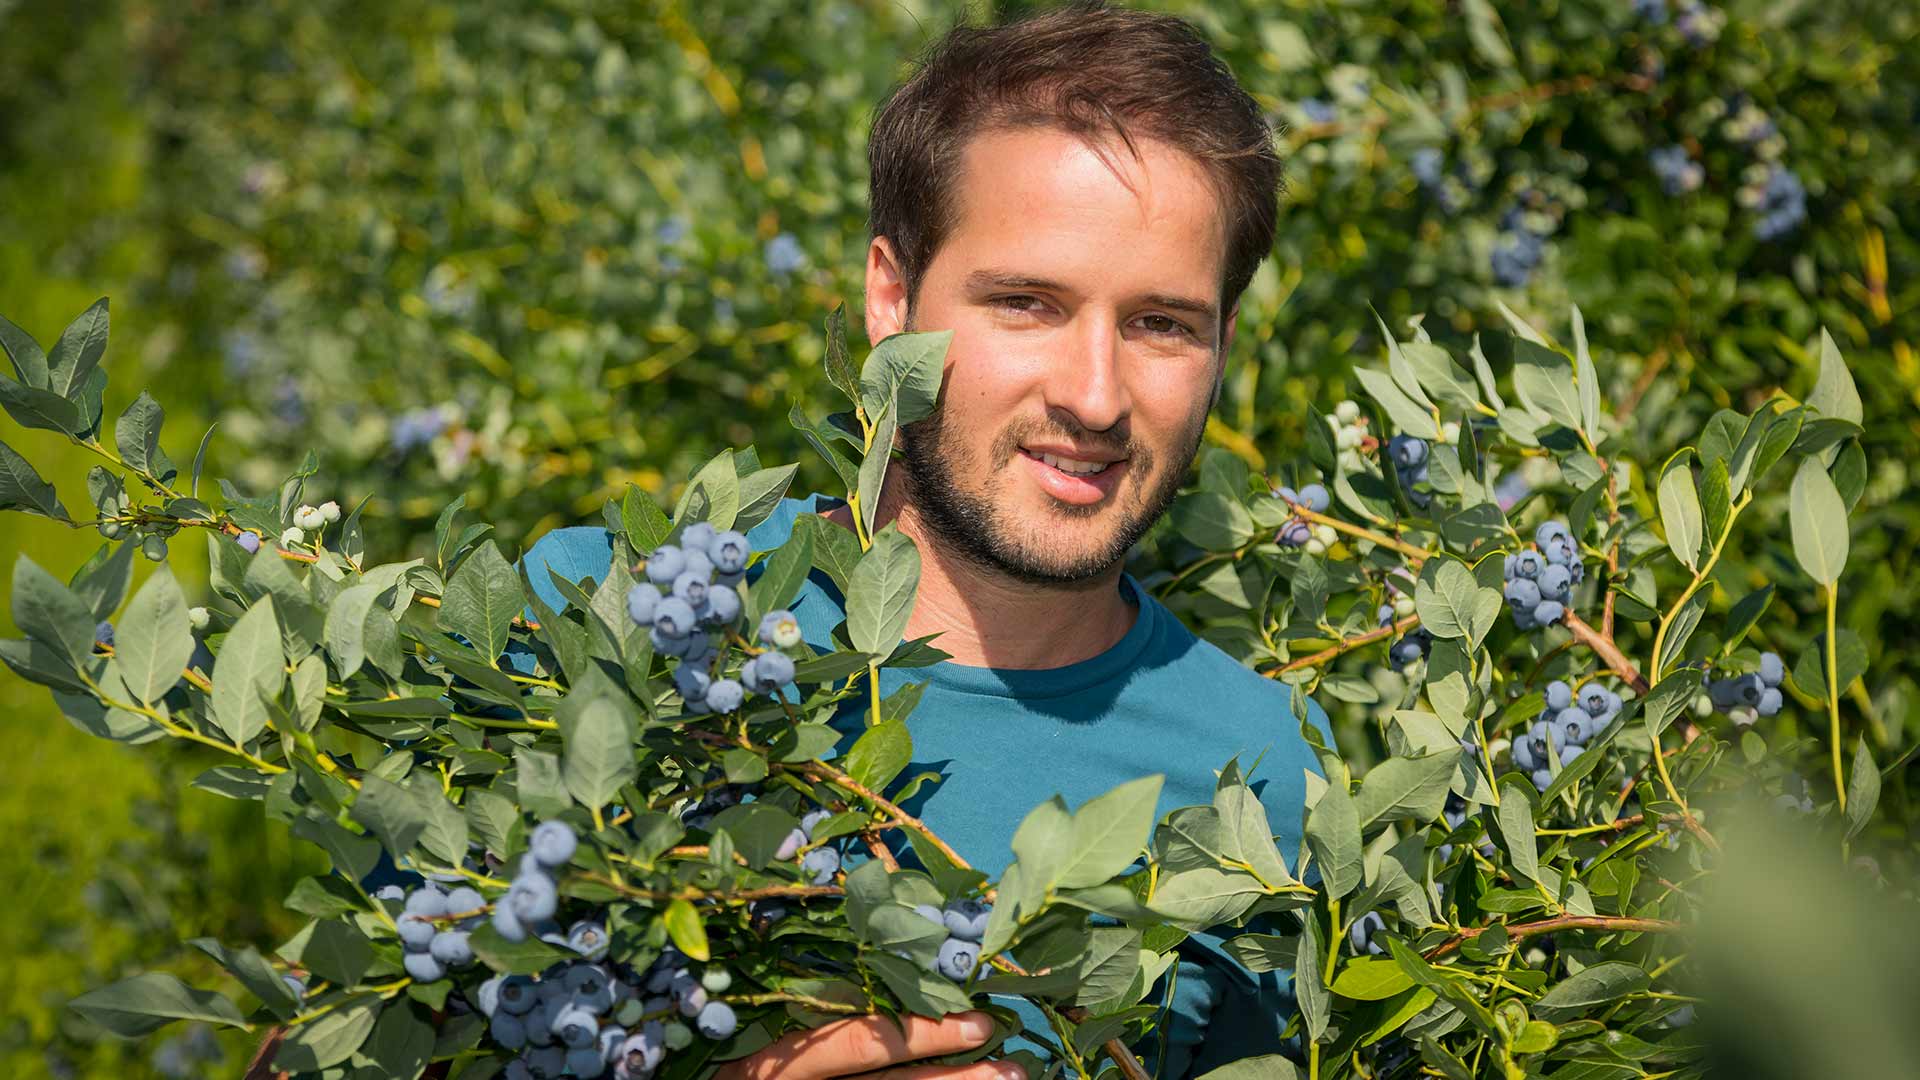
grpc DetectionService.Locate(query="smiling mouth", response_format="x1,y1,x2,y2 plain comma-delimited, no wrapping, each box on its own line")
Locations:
1021,449,1118,476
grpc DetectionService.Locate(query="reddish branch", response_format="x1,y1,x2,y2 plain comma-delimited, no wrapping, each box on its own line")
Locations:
1562,610,1648,695
1424,914,1682,961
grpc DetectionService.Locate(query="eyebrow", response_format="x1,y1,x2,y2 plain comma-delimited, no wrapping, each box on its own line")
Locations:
962,269,1219,327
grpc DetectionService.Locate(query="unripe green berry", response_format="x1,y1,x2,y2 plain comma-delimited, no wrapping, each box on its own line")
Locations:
700,967,732,993
662,1020,694,1050
188,606,211,630
142,535,168,562
98,520,124,540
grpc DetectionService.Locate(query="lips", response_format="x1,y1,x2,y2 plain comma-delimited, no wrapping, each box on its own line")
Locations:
1017,447,1128,506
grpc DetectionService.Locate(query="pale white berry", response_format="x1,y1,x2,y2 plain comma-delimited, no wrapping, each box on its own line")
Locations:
320,500,342,523
280,526,306,545
188,606,211,630
1305,539,1327,556
1441,421,1461,443
1333,400,1361,423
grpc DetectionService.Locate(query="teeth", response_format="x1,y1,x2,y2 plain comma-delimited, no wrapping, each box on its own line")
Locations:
1037,452,1110,476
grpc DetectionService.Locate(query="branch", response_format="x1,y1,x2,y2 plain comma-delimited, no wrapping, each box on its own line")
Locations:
1423,914,1682,961
1561,609,1647,694
1260,614,1423,678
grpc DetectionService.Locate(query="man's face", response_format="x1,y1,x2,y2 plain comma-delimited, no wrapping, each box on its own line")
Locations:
877,125,1236,586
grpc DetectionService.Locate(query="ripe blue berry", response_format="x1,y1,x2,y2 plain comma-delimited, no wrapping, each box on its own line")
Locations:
701,583,742,625
443,886,486,917
800,808,832,837
1532,600,1565,625
671,570,709,609
943,898,991,942
708,530,750,574
645,545,686,586
626,585,659,627
619,1030,666,1074
430,930,474,967
531,821,578,868
1538,563,1572,600
1545,680,1573,711
552,1003,599,1049
1505,579,1542,609
499,975,538,1015
596,1024,628,1064
801,847,840,884
936,937,980,981
1578,684,1610,715
1511,551,1542,579
492,1011,529,1050
1387,435,1428,468
1758,652,1785,687
1732,673,1765,707
1757,687,1783,717
696,1000,738,1040
568,920,609,959
1348,911,1386,955
679,522,718,553
374,884,406,902
508,871,559,923
673,662,712,704
404,887,449,918
1531,768,1554,792
653,597,698,638
564,1047,606,1077
493,901,528,943
398,914,437,950
1555,709,1589,745
1298,483,1330,513
404,951,447,982
281,973,307,1005
235,531,261,554
703,678,744,713
775,827,808,862
742,651,796,694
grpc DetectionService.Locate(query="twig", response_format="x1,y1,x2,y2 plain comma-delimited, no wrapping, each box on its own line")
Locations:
1561,610,1647,694
1423,914,1682,961
1260,614,1423,678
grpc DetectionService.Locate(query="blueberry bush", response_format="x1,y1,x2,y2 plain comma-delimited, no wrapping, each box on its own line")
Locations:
3,292,1912,1079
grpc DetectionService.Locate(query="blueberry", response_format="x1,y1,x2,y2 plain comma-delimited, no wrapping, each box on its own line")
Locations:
404,887,450,918
281,973,307,1005
618,1029,666,1073
679,522,718,552
626,585,660,627
596,1024,629,1064
1545,680,1573,711
673,662,712,704
673,983,706,1018
1388,435,1428,468
1513,735,1536,772
742,650,796,694
1533,521,1570,548
708,530,750,574
569,921,609,959
1538,563,1572,600
1758,652,1785,687
1505,578,1542,609
696,1000,738,1040
398,913,438,950
1274,485,1298,504
703,678,744,713
654,596,699,638
493,901,528,943
1757,687,1783,717
404,951,447,982
1531,768,1554,791
801,847,840,885
565,1046,607,1077
800,808,833,836
93,621,114,647
1511,551,1542,579
526,1045,567,1077
430,930,474,967
1579,684,1610,716
1556,709,1590,745
757,610,802,649
1532,600,1565,625
1299,483,1330,513
508,872,559,923
1348,911,1386,956
1558,744,1584,768
235,531,261,554
1732,673,1765,707
671,570,709,610
1377,604,1395,628
500,975,538,1015
552,1003,600,1049
1278,520,1311,547
936,936,980,981
913,903,945,927
492,1011,530,1049
374,884,407,904
649,625,695,657
750,899,789,930
943,898,991,943
701,583,742,626
645,545,686,587
531,820,579,869
775,827,807,862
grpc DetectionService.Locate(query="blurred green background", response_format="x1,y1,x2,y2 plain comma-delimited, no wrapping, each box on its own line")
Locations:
2,0,1915,1075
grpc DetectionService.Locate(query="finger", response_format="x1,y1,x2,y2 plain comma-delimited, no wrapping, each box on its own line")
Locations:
721,1011,999,1080
850,1062,1029,1080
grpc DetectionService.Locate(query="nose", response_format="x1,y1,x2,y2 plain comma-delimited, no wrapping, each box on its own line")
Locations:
1044,312,1130,434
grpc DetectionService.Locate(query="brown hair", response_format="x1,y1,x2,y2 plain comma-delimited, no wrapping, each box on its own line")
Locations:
866,0,1284,338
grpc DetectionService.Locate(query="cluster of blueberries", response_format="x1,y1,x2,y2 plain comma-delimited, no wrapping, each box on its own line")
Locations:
1489,188,1562,288
1378,591,1431,672
1385,435,1431,510
1743,164,1808,241
474,948,738,1079
1410,147,1476,215
390,404,459,455
1512,678,1623,791
1503,521,1587,631
911,898,994,981
625,523,801,713
1701,652,1786,725
390,881,486,983
1649,144,1706,197
1271,482,1337,554
1633,0,1725,46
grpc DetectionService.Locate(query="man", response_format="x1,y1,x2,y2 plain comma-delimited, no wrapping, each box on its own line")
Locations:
525,3,1334,1076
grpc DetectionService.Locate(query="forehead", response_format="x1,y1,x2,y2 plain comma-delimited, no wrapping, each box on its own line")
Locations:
936,125,1229,296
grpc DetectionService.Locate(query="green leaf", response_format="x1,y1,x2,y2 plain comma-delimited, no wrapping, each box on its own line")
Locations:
1493,778,1540,884
45,297,110,398
673,449,742,532
747,527,813,625
115,390,177,484
1570,305,1601,437
438,540,521,662
1330,956,1416,1001
844,720,913,793
211,597,285,746
1172,491,1254,551
361,1000,435,1079
1353,752,1456,829
1788,457,1850,585
1193,1055,1301,1080
859,329,951,427
1295,915,1329,1041
0,310,48,386
67,971,247,1038
845,525,920,656
1148,867,1268,927
12,554,95,670
1059,774,1163,889
824,302,859,404
326,582,388,681
1305,781,1362,898
0,438,67,519
621,485,672,552
1355,367,1440,439
299,918,374,987
735,463,800,533
563,696,636,810
115,568,193,705
1807,328,1862,425
70,540,135,629
187,938,300,1019
0,375,83,434
409,774,470,865
352,775,430,860
1010,796,1075,892
274,1000,379,1071
1415,558,1500,650
469,921,570,975
855,404,897,540
1656,455,1703,571
663,897,710,961
1510,339,1583,432
1532,962,1649,1019
1845,736,1879,842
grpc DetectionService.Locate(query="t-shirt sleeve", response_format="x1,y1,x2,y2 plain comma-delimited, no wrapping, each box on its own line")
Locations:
520,526,616,617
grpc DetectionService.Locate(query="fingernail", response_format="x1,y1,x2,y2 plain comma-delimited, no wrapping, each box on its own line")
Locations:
957,1010,995,1040
998,1064,1028,1080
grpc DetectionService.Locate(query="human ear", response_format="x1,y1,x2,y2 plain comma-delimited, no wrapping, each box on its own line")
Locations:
864,235,911,343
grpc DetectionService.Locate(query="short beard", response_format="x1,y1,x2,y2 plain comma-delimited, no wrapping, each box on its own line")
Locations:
897,400,1205,587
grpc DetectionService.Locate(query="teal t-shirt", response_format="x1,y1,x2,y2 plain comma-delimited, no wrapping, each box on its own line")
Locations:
521,494,1337,1077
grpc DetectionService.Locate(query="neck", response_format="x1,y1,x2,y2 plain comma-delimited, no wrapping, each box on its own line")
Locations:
821,461,1138,669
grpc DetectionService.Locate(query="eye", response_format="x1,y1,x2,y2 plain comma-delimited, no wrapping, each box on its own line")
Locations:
991,295,1046,316
1140,313,1194,339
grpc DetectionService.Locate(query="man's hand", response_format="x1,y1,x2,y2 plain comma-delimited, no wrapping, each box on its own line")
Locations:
712,1010,1023,1080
